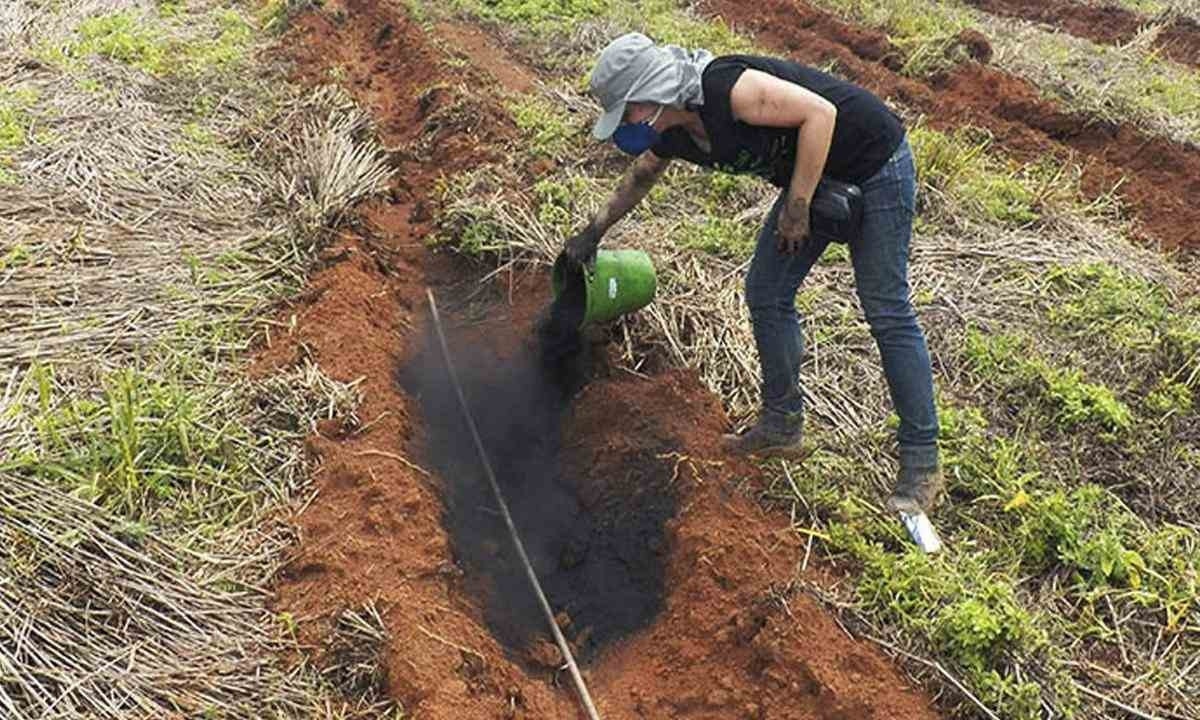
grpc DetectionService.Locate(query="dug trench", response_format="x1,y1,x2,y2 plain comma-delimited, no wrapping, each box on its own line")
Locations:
396,275,679,665
261,1,942,718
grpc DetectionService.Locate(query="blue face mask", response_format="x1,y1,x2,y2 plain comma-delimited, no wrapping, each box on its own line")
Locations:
612,105,665,156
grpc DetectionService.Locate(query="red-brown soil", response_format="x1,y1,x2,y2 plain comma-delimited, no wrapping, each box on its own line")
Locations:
261,1,942,719
703,0,1200,252
964,0,1200,70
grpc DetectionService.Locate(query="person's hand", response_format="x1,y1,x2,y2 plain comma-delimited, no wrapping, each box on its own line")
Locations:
777,196,811,254
563,222,601,268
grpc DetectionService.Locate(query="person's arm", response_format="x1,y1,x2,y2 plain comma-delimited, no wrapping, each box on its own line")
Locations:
594,150,671,233
729,68,837,252
564,151,671,265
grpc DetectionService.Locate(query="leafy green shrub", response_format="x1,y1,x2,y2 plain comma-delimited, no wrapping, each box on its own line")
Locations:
507,94,577,158
1015,485,1142,584
676,216,754,258
1038,364,1132,432
1139,525,1200,631
76,11,169,74
963,328,1133,433
963,328,1028,381
532,174,595,235
1144,376,1192,416
936,592,1032,671
827,512,1054,720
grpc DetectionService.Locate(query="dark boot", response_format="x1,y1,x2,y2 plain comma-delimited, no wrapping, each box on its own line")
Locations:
887,463,945,514
722,410,806,459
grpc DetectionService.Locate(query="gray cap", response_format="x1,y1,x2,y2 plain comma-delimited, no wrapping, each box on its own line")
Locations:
589,33,657,140
588,33,715,140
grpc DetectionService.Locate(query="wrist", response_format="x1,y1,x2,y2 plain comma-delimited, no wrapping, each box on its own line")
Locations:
785,194,809,214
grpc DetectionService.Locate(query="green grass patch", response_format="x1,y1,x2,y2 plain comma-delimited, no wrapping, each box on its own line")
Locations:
828,0,974,75
507,93,578,158
484,0,606,24
1145,376,1193,416
1040,263,1200,392
964,328,1134,433
61,8,255,77
1045,264,1170,350
0,86,38,179
0,89,36,154
637,0,756,55
0,88,39,184
675,216,755,258
441,0,754,57
1143,70,1200,118
10,361,251,523
75,11,170,74
182,8,255,72
909,124,1049,224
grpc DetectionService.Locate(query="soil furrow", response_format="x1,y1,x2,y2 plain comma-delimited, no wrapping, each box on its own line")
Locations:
964,0,1200,70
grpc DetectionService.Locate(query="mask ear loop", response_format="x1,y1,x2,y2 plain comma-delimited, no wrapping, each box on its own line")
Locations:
645,104,665,128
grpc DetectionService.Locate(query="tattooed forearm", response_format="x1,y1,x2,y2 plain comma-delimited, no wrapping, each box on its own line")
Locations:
593,153,670,233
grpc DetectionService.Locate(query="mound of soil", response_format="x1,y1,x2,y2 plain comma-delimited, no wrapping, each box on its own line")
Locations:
701,0,1200,251
262,1,942,718
964,0,1200,70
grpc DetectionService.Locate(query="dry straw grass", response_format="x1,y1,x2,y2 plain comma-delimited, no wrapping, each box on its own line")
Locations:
0,474,310,718
2,0,393,716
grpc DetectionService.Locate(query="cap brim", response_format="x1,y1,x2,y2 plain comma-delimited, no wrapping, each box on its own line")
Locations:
592,102,625,140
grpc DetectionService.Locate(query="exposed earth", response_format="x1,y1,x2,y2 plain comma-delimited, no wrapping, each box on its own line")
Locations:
260,0,1200,717
259,1,943,717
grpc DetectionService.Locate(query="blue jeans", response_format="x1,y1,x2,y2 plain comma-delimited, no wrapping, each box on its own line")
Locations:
745,136,939,468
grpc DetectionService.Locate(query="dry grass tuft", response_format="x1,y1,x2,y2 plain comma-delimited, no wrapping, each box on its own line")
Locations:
0,474,313,717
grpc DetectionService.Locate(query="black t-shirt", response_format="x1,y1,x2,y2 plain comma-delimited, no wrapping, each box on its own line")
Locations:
652,55,905,186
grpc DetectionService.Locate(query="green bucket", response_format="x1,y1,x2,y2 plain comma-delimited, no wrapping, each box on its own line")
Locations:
551,249,657,328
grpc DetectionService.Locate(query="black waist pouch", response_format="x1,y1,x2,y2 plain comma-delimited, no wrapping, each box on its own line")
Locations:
809,177,864,245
